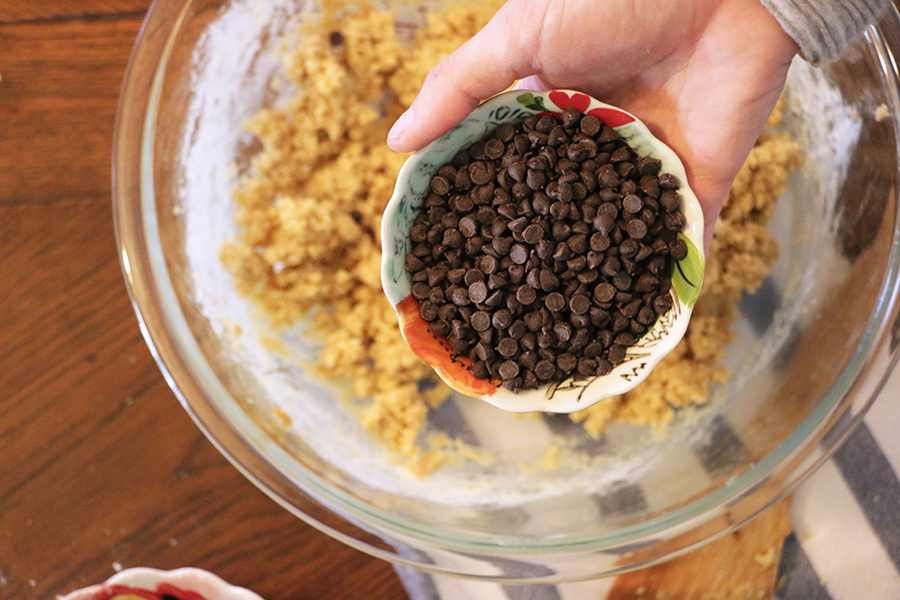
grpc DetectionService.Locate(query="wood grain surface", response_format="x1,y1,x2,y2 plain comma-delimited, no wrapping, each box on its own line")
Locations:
0,4,405,599
0,3,789,600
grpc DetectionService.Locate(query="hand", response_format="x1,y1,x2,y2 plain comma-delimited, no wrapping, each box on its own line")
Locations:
386,0,798,246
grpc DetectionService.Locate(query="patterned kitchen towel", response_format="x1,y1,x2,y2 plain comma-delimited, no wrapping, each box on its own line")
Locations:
394,354,900,600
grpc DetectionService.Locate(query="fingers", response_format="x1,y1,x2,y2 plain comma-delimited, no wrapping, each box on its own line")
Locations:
513,75,551,92
690,175,730,251
387,1,539,152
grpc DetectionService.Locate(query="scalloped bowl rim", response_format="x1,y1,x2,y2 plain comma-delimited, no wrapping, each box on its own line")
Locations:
59,567,264,600
381,89,705,413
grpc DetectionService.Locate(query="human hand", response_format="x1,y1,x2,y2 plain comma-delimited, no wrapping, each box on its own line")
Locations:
386,0,798,247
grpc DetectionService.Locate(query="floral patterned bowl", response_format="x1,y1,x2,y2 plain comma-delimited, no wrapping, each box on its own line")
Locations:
381,89,705,413
59,567,264,600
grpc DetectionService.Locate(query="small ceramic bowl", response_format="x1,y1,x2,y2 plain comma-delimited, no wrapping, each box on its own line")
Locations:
59,567,264,600
382,89,705,413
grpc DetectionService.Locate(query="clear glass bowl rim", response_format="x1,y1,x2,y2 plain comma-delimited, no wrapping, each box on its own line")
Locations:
112,0,900,579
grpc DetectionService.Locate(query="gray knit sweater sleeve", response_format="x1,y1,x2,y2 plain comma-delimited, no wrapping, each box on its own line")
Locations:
759,0,892,62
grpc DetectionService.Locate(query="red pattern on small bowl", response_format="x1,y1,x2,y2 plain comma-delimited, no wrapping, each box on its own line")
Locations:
545,91,636,127
59,568,264,600
382,89,704,413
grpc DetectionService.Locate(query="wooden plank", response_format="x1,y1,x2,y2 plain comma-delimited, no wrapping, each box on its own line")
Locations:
0,6,406,596
607,500,793,600
0,15,144,205
0,2,148,24
0,196,405,600
0,2,797,599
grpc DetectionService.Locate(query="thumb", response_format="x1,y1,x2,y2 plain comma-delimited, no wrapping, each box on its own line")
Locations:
387,2,538,152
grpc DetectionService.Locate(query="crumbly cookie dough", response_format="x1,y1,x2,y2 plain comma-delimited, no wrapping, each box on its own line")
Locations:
570,103,802,436
220,0,802,473
221,0,502,475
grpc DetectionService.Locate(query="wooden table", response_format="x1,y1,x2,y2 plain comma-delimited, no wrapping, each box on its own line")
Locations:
0,3,803,599
0,3,405,598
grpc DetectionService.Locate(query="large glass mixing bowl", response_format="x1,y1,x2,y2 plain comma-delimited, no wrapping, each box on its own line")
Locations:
114,0,900,582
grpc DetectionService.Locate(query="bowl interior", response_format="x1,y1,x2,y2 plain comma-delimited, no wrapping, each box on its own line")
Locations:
123,0,900,577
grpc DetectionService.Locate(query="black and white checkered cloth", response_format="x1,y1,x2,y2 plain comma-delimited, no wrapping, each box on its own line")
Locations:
394,366,900,600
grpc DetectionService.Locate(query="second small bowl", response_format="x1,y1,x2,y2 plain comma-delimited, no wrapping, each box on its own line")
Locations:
381,89,705,413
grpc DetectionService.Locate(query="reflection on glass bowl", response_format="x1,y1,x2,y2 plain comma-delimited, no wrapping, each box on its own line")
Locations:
114,0,900,581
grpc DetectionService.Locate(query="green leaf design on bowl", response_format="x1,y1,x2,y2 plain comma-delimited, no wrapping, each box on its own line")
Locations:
516,92,547,112
672,232,704,308
383,90,705,412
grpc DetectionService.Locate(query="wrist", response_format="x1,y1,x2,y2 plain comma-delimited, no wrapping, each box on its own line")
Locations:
759,0,891,63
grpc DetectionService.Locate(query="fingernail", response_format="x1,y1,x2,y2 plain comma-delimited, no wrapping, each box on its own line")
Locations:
388,108,414,146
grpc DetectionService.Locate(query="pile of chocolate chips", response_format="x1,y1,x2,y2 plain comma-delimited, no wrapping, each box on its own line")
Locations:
404,107,688,392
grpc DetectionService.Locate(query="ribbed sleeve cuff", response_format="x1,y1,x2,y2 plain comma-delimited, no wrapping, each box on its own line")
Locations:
759,0,891,62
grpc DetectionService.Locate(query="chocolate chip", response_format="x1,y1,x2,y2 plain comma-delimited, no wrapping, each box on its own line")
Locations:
540,269,560,292
535,359,556,380
522,223,545,244
634,273,659,292
523,311,543,332
638,156,661,175
577,357,596,376
613,270,632,291
610,146,632,163
491,309,513,329
537,291,564,312
420,301,439,321
593,214,615,236
430,175,451,196
637,305,657,325
468,281,488,304
492,235,514,255
458,216,478,238
595,358,613,376
625,219,648,239
496,122,515,142
608,344,626,365
557,353,577,373
564,234,585,255
659,172,680,189
623,194,643,214
498,337,519,357
601,256,621,277
665,211,687,231
405,254,425,273
508,216,528,233
580,115,601,136
669,238,688,260
516,284,537,305
536,114,556,134
594,282,616,303
411,281,431,300
570,294,591,315
526,168,548,190
509,243,529,264
621,299,641,318
463,268,484,285
558,107,579,128
578,270,598,284
653,293,674,315
640,175,661,199
485,138,506,159
508,161,527,183
660,190,681,212
471,311,491,332
448,286,470,306
508,264,526,284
